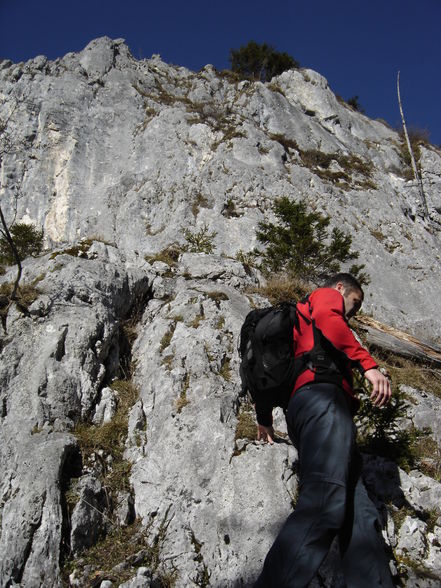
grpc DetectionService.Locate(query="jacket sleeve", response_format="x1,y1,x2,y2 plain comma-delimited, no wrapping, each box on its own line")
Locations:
254,402,273,427
310,289,378,374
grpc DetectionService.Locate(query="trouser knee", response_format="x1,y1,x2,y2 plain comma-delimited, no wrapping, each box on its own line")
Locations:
296,480,347,533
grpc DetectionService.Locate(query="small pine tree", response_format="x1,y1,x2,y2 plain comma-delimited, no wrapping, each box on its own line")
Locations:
0,222,44,265
183,224,217,254
256,197,367,284
346,96,364,113
229,41,299,83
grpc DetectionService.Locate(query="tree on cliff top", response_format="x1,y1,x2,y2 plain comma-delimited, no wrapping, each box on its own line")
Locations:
229,41,299,83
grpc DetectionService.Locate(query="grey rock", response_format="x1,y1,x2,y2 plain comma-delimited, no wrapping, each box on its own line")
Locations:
70,475,107,555
0,246,152,586
400,385,441,443
115,491,135,527
93,386,118,425
119,567,156,587
425,524,441,574
0,431,78,587
28,294,52,317
396,516,427,561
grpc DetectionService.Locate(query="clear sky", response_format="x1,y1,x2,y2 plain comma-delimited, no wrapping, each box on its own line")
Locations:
1,0,440,145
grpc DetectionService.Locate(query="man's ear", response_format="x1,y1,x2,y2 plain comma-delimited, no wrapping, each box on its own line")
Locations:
335,282,345,295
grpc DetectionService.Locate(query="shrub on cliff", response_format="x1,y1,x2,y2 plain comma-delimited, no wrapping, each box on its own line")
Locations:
229,41,299,82
256,196,368,284
0,222,43,265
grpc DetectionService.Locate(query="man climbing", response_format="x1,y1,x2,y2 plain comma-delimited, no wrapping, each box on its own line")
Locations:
254,273,395,588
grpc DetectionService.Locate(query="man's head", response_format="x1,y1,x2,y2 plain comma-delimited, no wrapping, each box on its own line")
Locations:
323,273,364,320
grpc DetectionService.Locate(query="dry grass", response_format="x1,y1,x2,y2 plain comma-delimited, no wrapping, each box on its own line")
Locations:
189,314,204,328
205,291,229,303
0,280,41,325
63,512,177,587
160,323,177,352
175,373,190,413
218,357,232,381
145,244,182,267
372,350,441,401
413,436,441,481
253,275,310,305
49,237,112,260
235,401,257,441
267,133,299,153
74,380,139,494
192,193,210,217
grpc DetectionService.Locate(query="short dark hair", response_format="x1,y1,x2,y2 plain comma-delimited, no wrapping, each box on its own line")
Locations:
322,273,364,296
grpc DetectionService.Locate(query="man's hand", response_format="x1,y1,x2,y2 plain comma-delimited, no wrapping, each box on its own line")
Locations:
257,424,275,445
364,368,392,407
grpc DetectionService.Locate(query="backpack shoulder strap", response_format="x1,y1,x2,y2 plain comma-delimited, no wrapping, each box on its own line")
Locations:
294,295,311,327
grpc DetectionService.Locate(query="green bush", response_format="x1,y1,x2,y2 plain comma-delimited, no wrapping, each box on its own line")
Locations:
346,95,364,113
0,223,43,265
354,375,426,471
229,41,299,82
256,196,367,284
183,224,217,254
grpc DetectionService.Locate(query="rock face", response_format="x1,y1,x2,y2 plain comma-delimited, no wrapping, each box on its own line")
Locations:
1,37,441,587
1,36,441,340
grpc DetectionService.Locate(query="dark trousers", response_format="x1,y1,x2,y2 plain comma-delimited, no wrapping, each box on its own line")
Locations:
254,383,394,588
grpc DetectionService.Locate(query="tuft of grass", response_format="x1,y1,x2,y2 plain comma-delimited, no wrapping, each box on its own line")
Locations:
215,316,225,330
409,432,441,481
388,504,413,533
189,314,204,329
268,133,299,153
235,401,257,441
218,357,232,381
373,350,441,401
205,291,229,304
394,554,441,582
370,229,386,242
176,373,190,413
73,380,139,494
222,198,241,218
161,354,174,371
49,238,103,260
216,69,241,83
297,148,374,188
252,275,310,306
192,193,210,217
235,249,258,274
266,83,286,97
62,510,177,587
0,280,41,314
145,243,182,267
160,323,177,352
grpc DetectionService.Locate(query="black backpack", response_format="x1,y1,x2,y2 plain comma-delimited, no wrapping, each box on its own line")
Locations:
238,297,352,411
238,302,301,410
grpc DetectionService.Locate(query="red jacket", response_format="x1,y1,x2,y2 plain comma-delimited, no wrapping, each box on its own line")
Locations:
293,288,378,400
255,288,377,427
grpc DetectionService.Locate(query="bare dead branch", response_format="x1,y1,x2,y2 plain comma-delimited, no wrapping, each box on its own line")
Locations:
397,71,429,218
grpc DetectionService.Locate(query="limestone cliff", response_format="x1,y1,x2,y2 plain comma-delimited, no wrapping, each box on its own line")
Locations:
1,37,441,587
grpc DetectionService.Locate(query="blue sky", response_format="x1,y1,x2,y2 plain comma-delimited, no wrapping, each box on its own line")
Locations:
1,0,440,145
